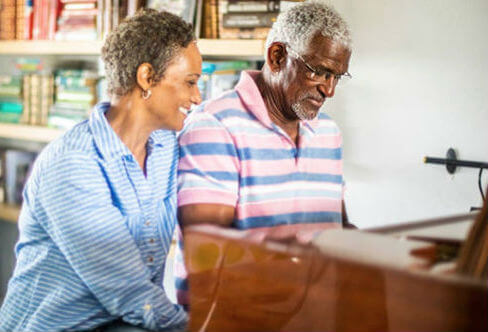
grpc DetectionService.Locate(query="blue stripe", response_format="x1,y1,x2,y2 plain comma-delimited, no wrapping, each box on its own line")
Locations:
181,143,341,161
213,108,257,121
241,173,343,187
236,212,342,229
180,143,237,158
175,277,188,291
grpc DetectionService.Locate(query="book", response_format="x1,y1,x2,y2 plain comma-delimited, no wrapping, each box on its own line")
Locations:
227,0,280,13
16,0,26,40
20,75,31,124
0,0,16,40
222,11,277,28
146,0,197,23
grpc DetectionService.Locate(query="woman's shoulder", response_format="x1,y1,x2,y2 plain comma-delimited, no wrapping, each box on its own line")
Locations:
38,121,100,167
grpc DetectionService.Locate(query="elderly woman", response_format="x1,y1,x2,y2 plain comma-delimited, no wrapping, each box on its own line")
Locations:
0,9,201,332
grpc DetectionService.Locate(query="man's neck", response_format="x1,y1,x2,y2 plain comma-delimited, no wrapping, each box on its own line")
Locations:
254,71,300,144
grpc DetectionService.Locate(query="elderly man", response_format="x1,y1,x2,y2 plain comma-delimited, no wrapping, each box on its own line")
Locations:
174,0,352,304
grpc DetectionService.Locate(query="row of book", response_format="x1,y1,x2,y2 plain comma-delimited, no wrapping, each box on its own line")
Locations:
0,0,146,41
0,0,302,41
203,0,301,39
0,70,99,129
0,60,253,128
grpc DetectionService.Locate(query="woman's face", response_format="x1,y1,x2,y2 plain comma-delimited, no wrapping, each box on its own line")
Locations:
148,42,202,131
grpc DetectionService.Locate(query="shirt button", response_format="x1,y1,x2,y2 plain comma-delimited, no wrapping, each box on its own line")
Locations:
143,304,152,311
145,221,151,226
149,238,155,244
148,256,154,263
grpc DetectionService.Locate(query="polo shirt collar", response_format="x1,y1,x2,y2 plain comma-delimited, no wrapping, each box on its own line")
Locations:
235,70,319,134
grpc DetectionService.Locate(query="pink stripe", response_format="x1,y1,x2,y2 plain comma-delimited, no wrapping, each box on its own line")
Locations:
237,159,342,177
174,259,188,277
178,189,237,207
204,96,243,115
179,127,232,145
179,155,239,172
306,134,342,148
237,197,341,219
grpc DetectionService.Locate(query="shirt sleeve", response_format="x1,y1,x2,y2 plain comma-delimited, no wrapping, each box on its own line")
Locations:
177,111,240,207
34,153,187,331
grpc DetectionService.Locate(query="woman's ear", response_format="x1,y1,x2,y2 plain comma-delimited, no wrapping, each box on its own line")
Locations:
267,42,287,73
136,63,154,91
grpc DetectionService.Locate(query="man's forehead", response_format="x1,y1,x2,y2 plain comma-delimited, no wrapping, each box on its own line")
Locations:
304,33,351,62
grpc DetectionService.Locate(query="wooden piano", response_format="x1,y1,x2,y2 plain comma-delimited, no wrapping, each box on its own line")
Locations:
183,208,488,332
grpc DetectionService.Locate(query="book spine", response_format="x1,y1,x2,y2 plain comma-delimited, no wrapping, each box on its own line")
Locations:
24,0,34,40
29,74,41,125
227,0,280,13
20,75,31,124
222,12,277,28
16,0,26,40
111,0,119,28
40,75,53,126
0,0,17,40
103,0,112,36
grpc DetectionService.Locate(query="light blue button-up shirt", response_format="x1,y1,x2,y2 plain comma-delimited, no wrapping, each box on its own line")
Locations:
0,103,186,331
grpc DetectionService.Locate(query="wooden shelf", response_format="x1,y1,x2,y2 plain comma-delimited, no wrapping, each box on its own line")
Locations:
0,40,103,55
0,123,65,143
0,39,265,57
0,203,20,224
198,39,265,57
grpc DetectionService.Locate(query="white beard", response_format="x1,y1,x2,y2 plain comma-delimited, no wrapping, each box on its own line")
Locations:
292,101,320,121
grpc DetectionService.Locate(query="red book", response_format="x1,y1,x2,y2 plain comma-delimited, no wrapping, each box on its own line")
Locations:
24,0,35,40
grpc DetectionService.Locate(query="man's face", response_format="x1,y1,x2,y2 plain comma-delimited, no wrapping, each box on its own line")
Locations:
284,34,351,121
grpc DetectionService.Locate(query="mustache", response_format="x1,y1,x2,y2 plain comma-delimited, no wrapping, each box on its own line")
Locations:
299,92,325,103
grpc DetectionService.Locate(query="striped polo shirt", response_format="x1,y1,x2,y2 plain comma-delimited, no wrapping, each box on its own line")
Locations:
175,70,344,304
0,103,186,331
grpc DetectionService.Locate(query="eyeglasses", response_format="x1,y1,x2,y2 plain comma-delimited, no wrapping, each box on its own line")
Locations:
286,45,352,86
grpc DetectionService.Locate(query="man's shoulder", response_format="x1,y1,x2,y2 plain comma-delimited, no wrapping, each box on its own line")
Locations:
313,112,342,135
200,90,250,119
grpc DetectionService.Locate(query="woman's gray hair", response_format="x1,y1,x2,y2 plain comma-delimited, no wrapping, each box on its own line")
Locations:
101,8,195,97
265,0,351,56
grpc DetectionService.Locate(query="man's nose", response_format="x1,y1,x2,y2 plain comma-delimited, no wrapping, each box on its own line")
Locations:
317,77,336,98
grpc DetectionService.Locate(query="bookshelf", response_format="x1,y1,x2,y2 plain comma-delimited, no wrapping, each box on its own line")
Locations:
0,123,64,143
0,39,266,57
0,203,20,224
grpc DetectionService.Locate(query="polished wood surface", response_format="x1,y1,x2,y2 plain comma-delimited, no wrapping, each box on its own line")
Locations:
185,225,488,332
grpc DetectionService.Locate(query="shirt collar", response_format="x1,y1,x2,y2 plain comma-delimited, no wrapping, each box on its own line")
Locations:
235,70,319,134
89,102,170,161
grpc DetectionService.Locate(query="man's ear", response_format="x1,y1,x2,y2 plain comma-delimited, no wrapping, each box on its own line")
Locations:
266,42,287,73
136,63,154,91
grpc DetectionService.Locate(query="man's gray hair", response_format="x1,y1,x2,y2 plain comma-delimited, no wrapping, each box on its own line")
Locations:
265,0,351,56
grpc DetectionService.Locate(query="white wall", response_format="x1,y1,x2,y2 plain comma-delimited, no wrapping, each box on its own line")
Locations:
325,0,488,227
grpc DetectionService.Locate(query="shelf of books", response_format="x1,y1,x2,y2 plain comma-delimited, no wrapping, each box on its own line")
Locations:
0,39,265,57
0,123,64,143
0,203,20,224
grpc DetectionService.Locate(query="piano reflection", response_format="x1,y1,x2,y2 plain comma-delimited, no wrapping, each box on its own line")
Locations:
183,203,488,332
